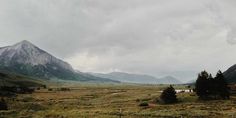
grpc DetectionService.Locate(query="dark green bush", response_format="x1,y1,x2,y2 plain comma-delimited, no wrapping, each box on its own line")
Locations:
160,85,177,104
139,101,149,107
59,88,70,91
48,88,53,91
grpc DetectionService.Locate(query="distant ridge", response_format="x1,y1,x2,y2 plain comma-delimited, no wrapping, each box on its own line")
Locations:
91,72,182,84
158,76,182,84
224,64,236,83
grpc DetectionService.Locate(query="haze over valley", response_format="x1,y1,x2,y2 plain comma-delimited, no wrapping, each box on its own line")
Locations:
1,1,236,118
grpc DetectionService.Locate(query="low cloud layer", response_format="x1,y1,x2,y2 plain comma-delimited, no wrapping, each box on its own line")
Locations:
0,0,236,82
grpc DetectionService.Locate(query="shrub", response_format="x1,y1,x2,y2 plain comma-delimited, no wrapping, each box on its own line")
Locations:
160,85,177,104
59,88,70,91
139,101,149,107
136,99,141,102
42,85,47,89
0,98,8,110
48,88,53,91
21,96,34,102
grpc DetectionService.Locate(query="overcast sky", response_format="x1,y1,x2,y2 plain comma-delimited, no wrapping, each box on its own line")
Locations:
0,0,236,82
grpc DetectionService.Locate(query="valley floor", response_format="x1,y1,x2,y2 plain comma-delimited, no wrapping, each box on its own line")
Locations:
1,84,236,118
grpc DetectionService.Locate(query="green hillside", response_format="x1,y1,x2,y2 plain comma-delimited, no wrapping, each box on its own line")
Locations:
0,70,45,87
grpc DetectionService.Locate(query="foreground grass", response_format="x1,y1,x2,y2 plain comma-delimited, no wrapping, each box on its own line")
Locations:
1,84,236,118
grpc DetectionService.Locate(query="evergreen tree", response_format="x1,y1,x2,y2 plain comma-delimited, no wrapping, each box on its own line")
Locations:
160,85,177,104
215,70,230,99
208,74,217,99
195,71,210,99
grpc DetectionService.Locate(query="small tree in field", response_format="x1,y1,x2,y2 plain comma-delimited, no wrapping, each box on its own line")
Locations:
160,85,177,104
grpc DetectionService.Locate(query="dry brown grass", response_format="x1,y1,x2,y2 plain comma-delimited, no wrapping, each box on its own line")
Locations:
1,84,236,118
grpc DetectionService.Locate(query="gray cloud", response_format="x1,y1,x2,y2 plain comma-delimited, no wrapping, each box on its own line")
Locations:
0,0,236,82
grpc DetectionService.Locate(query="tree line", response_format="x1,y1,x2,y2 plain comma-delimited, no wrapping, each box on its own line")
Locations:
195,70,230,100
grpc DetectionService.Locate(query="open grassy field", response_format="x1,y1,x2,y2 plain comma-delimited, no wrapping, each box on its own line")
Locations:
1,84,236,118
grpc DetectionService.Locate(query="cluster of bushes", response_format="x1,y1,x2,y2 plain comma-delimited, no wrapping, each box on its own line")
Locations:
195,70,230,100
47,88,71,91
0,86,35,94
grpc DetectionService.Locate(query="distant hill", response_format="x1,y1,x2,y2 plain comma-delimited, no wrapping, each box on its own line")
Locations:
0,70,44,87
158,76,182,84
223,64,236,83
91,72,182,84
184,79,196,84
92,72,159,84
0,40,119,83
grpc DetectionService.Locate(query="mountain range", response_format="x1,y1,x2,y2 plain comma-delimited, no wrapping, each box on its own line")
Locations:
7,40,236,85
0,40,119,83
91,72,182,84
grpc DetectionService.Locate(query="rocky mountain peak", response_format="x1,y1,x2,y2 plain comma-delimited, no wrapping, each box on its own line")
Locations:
0,40,74,71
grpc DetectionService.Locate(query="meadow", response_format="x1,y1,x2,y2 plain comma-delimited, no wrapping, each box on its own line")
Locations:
1,84,236,118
